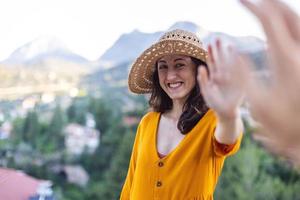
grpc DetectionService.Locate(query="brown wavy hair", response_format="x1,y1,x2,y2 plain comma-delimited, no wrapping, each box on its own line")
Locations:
149,57,209,134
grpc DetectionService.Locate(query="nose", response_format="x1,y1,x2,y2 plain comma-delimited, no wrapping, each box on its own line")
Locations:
166,69,177,81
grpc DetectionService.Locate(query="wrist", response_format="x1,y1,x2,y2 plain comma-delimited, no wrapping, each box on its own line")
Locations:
216,109,240,123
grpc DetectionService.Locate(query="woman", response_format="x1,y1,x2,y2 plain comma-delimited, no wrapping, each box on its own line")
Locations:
121,29,244,200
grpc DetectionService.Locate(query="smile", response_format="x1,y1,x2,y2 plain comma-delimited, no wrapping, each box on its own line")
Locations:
168,82,183,89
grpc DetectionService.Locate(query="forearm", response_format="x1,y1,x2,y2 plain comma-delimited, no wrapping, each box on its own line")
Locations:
214,111,243,145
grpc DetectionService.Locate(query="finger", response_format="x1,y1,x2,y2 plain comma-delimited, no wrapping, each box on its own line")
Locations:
237,53,254,77
207,44,217,74
229,50,253,87
244,66,275,127
215,39,225,64
206,44,218,81
272,0,300,41
226,45,242,73
253,128,300,165
198,66,209,96
255,132,300,166
216,39,235,76
208,44,215,63
253,131,288,157
211,39,223,70
247,91,286,139
209,40,226,83
240,0,295,56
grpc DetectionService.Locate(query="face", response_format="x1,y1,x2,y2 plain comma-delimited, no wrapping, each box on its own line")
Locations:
157,54,197,104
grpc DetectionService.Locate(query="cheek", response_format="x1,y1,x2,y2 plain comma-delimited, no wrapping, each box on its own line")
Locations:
187,79,196,91
184,71,197,85
192,78,197,88
158,73,165,86
187,77,197,92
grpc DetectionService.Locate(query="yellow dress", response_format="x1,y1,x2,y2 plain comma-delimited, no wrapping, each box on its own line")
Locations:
120,109,242,200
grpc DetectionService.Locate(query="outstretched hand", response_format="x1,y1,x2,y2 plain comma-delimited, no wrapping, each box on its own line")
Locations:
197,40,246,121
239,0,300,165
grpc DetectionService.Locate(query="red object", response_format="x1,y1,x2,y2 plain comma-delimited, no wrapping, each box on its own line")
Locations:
0,168,44,200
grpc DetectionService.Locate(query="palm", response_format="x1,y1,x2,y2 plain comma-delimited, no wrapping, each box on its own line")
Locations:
198,40,246,119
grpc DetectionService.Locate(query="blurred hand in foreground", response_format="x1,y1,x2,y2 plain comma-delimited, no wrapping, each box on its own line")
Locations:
239,0,300,165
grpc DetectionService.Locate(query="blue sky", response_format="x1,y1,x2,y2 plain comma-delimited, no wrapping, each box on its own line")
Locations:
0,0,299,61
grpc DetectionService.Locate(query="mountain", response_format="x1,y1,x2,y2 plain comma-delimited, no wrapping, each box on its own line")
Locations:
2,21,265,71
203,32,265,53
98,30,163,67
2,36,89,66
0,21,267,97
97,21,265,69
82,61,131,88
0,36,92,98
85,21,267,93
98,21,211,67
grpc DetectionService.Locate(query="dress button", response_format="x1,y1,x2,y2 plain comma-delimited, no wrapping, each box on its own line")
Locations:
156,181,162,187
158,161,164,167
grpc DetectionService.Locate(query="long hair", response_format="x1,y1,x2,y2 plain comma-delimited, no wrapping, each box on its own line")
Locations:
149,57,209,134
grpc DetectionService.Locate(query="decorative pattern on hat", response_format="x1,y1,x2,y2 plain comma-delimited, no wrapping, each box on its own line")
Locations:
128,29,208,94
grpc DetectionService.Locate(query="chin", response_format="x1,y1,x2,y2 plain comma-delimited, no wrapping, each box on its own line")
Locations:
169,94,189,101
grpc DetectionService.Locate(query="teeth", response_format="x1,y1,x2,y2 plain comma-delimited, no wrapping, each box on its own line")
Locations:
169,82,182,88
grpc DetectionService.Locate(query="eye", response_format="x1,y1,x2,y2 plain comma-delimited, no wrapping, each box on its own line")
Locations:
158,64,168,70
175,63,185,69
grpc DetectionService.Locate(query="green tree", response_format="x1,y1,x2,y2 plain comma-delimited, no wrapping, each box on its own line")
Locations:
88,97,117,134
66,99,86,125
43,105,66,152
95,129,135,199
22,110,40,147
11,117,25,143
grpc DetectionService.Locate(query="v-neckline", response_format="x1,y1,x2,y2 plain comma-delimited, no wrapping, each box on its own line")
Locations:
153,109,212,160
153,113,189,160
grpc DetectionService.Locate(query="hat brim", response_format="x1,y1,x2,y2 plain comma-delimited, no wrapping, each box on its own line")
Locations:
128,39,208,94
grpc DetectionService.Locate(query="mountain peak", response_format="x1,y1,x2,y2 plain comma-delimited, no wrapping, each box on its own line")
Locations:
98,30,163,66
17,35,68,60
168,21,198,31
3,35,88,65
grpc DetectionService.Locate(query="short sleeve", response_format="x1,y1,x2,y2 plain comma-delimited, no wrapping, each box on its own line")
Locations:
213,132,243,157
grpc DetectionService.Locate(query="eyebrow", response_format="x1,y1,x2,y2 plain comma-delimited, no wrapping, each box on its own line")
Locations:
158,58,185,63
174,58,185,62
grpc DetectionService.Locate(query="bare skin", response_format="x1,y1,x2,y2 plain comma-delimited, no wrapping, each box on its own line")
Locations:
237,0,300,165
156,55,196,155
156,114,185,156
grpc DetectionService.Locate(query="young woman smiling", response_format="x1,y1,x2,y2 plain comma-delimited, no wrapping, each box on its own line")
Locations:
121,29,244,200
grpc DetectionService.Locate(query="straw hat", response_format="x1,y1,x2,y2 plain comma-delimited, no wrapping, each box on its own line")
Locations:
128,29,208,94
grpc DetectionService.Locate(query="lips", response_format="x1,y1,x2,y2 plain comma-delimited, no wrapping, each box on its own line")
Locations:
167,82,183,89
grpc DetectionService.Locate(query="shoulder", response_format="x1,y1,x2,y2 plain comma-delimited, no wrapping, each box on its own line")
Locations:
135,111,160,141
139,111,160,126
